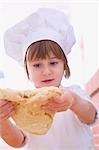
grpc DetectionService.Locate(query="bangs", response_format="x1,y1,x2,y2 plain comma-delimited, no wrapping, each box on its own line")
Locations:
26,40,65,62
24,40,70,78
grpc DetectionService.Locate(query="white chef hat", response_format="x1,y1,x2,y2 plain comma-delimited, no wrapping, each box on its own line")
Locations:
4,7,76,65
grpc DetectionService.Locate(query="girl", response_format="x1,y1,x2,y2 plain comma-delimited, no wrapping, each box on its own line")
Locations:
0,8,97,150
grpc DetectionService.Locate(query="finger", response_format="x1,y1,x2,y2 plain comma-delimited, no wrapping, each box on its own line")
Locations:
0,100,16,109
0,102,16,113
0,107,15,121
0,104,15,117
44,107,66,112
42,105,61,112
42,101,66,108
42,107,56,113
43,106,60,112
0,100,10,107
0,103,16,119
42,102,68,112
3,109,16,120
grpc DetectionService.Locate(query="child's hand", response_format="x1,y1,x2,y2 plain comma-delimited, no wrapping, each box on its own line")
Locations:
41,90,75,113
0,100,16,123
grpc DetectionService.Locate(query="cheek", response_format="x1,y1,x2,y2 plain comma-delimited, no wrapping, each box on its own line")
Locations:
53,65,64,79
58,64,64,74
28,69,41,83
28,70,37,80
59,66,64,78
26,64,36,79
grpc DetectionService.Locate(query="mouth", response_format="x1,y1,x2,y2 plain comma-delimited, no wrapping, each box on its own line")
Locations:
42,79,54,83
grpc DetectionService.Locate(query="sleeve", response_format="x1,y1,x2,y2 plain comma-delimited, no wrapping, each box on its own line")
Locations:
69,85,98,125
68,85,91,100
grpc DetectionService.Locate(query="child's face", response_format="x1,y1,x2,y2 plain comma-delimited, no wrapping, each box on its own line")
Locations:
26,52,64,88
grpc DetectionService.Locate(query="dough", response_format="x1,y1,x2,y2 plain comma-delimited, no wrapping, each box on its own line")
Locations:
0,86,61,134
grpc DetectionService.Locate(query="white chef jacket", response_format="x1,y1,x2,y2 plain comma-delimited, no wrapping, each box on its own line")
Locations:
21,85,95,150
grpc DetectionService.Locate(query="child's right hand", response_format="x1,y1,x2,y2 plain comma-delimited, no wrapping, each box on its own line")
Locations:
0,100,16,123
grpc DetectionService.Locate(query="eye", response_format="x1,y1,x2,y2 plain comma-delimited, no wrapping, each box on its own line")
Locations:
33,64,41,68
50,61,58,65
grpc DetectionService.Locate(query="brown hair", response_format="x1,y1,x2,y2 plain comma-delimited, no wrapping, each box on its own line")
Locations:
24,40,70,78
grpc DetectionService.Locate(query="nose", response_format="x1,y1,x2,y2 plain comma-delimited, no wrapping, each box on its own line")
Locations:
42,66,51,76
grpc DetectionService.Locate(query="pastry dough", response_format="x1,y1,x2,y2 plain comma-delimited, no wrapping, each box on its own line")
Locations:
0,86,61,134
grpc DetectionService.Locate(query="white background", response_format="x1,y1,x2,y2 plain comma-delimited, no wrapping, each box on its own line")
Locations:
0,0,99,149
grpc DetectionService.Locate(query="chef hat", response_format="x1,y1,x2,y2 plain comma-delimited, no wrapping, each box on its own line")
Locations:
4,7,76,65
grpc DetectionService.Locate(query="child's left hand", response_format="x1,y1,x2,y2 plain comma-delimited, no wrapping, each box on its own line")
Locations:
41,90,75,113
